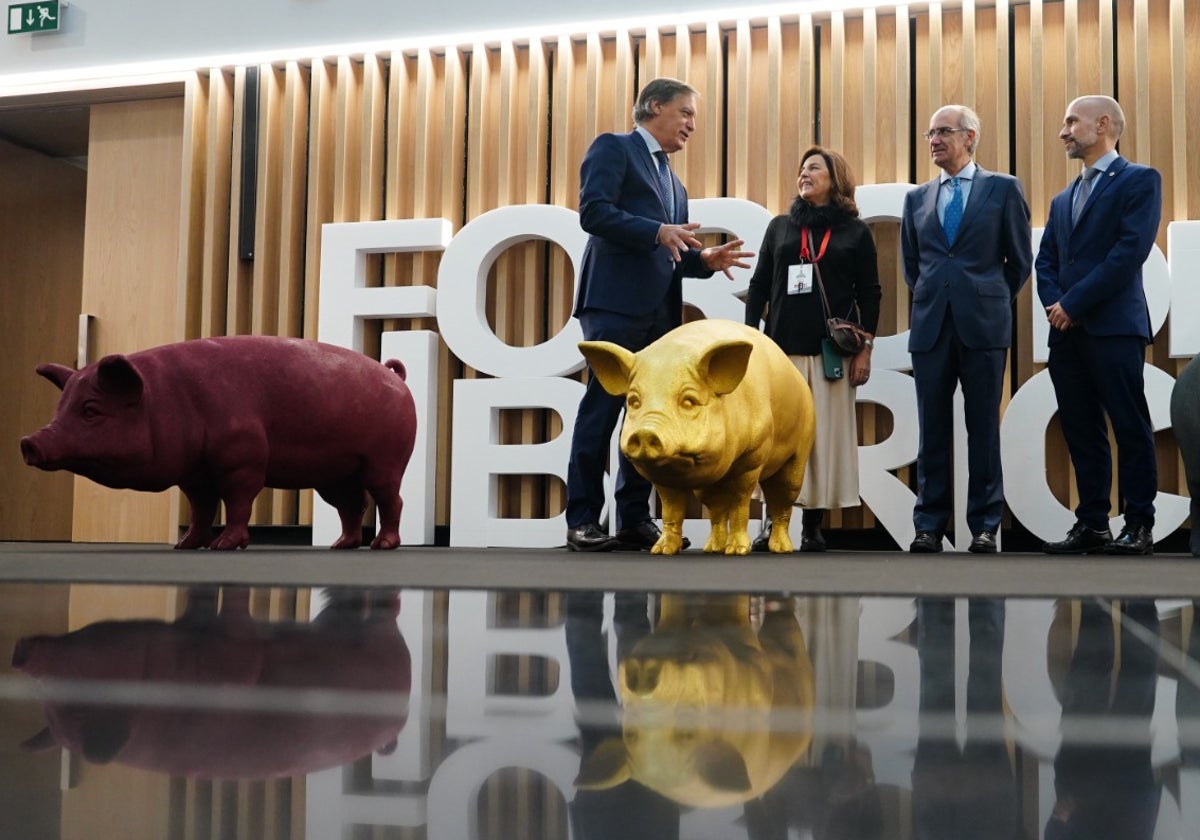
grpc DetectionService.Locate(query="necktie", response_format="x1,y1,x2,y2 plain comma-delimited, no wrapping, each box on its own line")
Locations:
655,151,675,221
942,176,963,244
1072,166,1098,225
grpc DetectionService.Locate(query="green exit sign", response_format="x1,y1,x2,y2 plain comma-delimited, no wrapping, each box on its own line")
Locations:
8,1,62,34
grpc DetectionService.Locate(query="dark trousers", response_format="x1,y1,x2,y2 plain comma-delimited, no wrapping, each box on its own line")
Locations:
566,306,675,530
911,313,1008,535
1048,330,1156,529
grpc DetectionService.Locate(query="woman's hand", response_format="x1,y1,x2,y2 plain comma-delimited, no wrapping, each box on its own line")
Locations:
848,343,873,387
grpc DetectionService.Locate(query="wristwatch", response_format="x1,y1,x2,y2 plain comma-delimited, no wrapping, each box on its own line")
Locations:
863,337,874,347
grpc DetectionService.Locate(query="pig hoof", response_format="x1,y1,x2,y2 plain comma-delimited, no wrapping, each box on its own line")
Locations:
725,543,750,556
210,528,249,550
369,532,401,550
769,535,795,553
650,535,680,555
175,530,209,550
331,535,363,550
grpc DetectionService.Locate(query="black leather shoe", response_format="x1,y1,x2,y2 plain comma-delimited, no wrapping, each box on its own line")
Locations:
1042,522,1113,554
910,531,943,553
566,523,618,552
1104,524,1154,555
751,520,772,552
800,527,826,553
968,531,997,554
614,520,691,551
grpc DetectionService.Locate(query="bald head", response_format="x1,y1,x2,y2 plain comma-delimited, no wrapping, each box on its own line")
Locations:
1060,95,1124,164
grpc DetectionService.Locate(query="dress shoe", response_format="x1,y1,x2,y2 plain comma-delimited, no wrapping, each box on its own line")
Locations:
968,531,997,554
614,520,691,551
1104,524,1154,555
751,519,772,552
799,526,826,553
1042,522,1112,555
566,523,617,552
909,531,943,553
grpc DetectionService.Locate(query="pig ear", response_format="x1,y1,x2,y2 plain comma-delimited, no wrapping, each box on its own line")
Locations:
573,737,632,790
695,738,753,793
95,355,145,403
578,341,635,396
20,727,59,752
699,340,753,396
36,363,76,391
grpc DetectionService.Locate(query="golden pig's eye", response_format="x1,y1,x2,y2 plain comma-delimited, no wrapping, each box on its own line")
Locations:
627,394,641,410
680,395,698,410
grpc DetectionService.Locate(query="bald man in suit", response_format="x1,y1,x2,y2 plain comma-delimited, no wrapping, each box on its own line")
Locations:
901,105,1033,555
565,77,752,552
1037,95,1162,556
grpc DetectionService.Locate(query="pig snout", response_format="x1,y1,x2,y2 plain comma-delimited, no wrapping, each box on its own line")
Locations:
624,426,669,462
19,435,47,468
624,658,662,697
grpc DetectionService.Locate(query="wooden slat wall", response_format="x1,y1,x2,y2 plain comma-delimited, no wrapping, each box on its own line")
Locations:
149,0,1200,544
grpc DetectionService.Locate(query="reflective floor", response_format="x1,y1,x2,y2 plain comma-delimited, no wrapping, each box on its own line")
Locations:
2,546,1200,839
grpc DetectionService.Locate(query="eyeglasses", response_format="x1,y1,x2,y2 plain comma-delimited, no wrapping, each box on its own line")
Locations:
922,127,968,141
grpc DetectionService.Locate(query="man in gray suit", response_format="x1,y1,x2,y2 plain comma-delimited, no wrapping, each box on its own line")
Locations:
901,105,1033,554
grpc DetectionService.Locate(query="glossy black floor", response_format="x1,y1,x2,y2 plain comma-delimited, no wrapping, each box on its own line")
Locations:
2,542,1199,839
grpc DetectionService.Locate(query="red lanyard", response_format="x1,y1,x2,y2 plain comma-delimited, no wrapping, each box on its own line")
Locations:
799,227,832,263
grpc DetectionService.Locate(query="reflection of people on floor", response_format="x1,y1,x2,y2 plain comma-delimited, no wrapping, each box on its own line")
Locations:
911,597,1016,839
1045,599,1161,840
565,591,679,839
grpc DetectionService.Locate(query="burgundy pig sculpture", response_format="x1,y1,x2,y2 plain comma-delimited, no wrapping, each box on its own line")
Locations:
579,319,816,555
20,336,416,550
13,587,411,779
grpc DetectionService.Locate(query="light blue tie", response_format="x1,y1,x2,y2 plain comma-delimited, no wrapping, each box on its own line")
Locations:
942,176,963,244
655,151,675,221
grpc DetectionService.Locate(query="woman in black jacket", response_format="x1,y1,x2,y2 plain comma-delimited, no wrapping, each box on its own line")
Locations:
745,146,882,551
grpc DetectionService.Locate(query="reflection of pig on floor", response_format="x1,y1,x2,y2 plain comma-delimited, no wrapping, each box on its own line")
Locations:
575,593,815,808
580,319,816,554
1171,355,1200,556
12,587,411,780
20,336,417,549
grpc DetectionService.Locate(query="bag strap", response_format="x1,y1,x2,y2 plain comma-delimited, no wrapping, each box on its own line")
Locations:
808,228,863,325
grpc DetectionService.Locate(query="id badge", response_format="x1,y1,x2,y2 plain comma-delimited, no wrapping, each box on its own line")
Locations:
787,263,813,295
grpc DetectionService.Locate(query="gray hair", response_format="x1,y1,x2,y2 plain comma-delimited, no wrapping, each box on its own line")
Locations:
940,104,982,154
632,78,699,124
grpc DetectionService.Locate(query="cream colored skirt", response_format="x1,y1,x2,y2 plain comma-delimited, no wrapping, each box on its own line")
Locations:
788,354,860,509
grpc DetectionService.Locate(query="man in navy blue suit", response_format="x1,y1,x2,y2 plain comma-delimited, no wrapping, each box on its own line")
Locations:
1037,95,1162,556
901,105,1033,555
565,77,752,552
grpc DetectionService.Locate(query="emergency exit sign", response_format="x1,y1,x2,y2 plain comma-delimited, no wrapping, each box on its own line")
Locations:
8,1,62,34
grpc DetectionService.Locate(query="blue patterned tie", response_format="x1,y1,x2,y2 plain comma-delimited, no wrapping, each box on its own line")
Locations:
655,151,675,221
1072,166,1097,226
942,176,963,244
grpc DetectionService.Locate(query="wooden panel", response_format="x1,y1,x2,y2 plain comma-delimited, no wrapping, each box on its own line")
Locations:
0,140,85,541
73,98,185,545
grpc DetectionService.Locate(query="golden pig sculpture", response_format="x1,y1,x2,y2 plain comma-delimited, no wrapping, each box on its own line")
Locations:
574,594,815,807
579,318,816,554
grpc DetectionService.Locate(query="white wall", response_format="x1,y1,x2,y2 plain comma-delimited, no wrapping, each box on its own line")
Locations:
0,0,816,86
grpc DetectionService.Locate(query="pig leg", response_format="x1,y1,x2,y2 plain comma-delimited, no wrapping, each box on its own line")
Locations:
316,481,367,549
652,486,690,555
176,483,220,550
759,455,808,553
211,473,266,550
367,484,403,550
701,476,759,555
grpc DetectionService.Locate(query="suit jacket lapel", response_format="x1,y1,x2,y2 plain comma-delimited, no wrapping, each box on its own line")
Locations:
632,131,673,221
1069,156,1126,237
922,179,944,245
957,167,995,234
